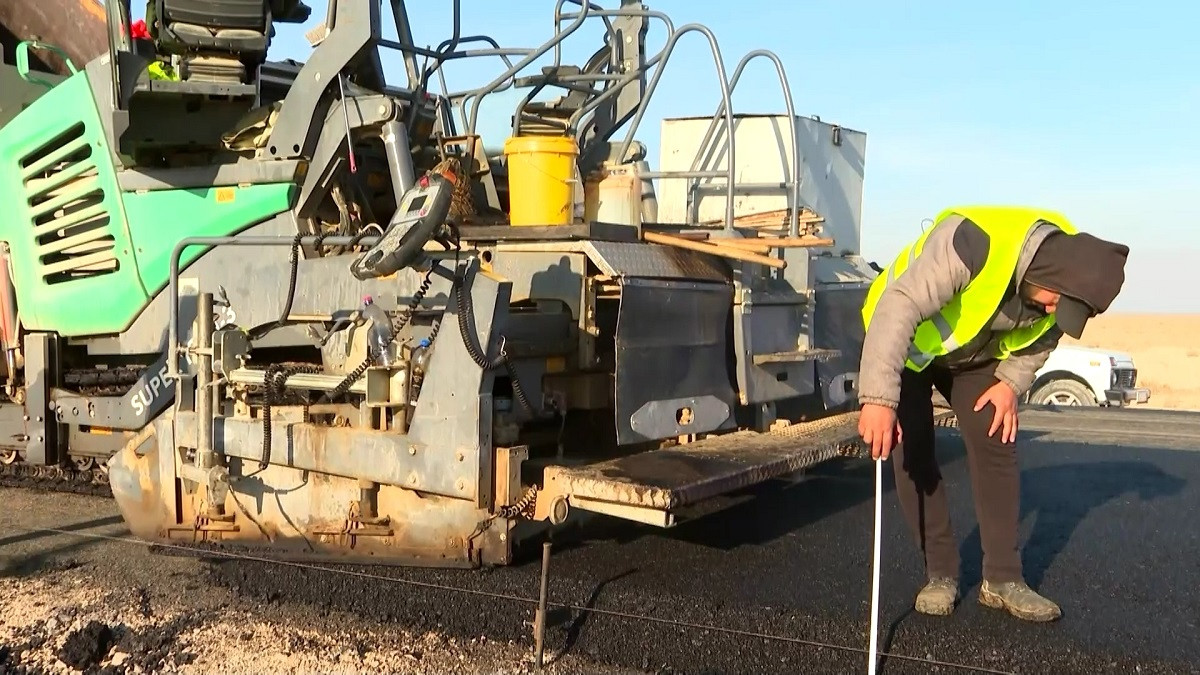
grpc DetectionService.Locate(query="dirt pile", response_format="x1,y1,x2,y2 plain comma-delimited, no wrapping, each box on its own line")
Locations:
57,620,114,670
0,556,592,674
0,606,202,674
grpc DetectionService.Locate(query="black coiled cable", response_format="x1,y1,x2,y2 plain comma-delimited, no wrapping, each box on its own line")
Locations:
250,231,331,341
260,362,323,469
452,268,535,416
397,270,434,335
319,265,436,403
312,223,537,420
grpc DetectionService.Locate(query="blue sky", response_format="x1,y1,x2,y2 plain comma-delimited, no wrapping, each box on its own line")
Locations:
136,1,1198,313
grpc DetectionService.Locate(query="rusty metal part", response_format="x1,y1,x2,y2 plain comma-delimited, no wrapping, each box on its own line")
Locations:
308,498,395,549
534,541,552,669
0,0,108,74
540,411,863,521
107,418,515,567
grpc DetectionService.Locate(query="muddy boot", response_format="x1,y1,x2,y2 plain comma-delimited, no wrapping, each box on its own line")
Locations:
914,577,958,616
978,580,1062,622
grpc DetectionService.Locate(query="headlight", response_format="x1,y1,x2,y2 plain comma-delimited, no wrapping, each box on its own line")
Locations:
1111,370,1118,387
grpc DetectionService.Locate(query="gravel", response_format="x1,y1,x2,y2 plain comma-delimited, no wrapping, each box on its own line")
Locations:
0,490,624,675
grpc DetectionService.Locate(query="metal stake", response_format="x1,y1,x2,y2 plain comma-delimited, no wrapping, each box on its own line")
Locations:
534,540,552,669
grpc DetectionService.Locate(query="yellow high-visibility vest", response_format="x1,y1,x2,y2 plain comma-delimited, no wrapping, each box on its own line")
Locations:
861,206,1079,372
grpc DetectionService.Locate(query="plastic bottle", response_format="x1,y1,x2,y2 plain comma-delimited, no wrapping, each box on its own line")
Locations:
408,337,431,403
361,296,395,367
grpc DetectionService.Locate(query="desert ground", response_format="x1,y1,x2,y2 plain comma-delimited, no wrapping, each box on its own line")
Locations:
1060,313,1200,411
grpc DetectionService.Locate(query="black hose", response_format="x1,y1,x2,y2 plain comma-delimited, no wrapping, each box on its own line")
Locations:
451,268,535,416
453,269,505,371
250,231,330,341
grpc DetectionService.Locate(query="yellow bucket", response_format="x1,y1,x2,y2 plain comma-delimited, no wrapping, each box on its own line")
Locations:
504,135,578,226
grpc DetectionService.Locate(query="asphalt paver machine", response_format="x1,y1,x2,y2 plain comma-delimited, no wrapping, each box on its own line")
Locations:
0,0,874,566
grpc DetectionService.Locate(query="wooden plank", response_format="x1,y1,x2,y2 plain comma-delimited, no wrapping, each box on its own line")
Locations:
720,236,836,249
700,208,825,228
642,231,786,269
456,221,640,242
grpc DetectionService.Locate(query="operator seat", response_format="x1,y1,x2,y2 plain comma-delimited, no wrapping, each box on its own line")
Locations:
146,0,309,84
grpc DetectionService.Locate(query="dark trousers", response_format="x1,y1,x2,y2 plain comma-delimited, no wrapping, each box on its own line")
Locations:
893,361,1022,583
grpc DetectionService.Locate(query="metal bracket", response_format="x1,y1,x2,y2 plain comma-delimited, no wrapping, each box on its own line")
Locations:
213,328,252,375
23,333,62,465
265,0,386,159
295,94,403,218
51,353,176,430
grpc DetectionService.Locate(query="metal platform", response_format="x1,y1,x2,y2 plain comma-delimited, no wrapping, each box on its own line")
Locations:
542,412,863,527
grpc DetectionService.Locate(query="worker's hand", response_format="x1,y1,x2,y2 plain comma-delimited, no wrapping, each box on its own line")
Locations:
974,381,1019,443
859,403,901,460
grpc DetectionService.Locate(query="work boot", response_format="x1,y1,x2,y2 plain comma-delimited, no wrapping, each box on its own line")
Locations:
978,580,1062,622
914,577,958,616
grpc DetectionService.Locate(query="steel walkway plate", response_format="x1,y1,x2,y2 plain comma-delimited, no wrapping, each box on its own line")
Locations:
544,411,864,514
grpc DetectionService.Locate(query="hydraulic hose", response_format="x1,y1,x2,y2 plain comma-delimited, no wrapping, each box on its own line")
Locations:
452,269,534,415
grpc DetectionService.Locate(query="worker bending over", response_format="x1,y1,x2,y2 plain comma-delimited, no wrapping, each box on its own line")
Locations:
857,206,1128,622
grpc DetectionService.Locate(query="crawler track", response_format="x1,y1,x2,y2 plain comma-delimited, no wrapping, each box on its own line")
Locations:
0,459,111,496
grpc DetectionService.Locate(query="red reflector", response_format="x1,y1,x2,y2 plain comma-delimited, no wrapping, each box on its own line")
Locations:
419,175,429,188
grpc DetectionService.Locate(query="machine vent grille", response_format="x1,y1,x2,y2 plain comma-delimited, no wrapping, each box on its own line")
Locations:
20,122,119,285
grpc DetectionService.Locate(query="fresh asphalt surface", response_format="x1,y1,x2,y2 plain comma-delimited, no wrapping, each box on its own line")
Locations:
6,406,1200,673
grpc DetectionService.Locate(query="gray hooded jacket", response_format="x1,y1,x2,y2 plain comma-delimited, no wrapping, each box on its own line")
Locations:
857,215,1065,409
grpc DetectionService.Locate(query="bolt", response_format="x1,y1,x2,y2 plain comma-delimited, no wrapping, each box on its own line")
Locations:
378,104,388,116
22,415,29,421
455,478,466,492
499,533,507,542
455,451,464,462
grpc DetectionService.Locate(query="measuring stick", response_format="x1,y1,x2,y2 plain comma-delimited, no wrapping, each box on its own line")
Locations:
868,457,883,674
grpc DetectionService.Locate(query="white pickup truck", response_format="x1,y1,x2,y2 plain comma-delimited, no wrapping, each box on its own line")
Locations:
1025,343,1150,407
926,344,1150,410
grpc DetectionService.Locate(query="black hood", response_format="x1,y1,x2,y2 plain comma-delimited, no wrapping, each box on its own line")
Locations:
1023,229,1130,338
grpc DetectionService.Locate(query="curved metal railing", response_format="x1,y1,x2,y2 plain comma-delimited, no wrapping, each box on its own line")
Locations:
376,1,808,235
679,49,802,236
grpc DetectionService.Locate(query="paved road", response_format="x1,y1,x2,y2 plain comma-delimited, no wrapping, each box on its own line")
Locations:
5,407,1200,673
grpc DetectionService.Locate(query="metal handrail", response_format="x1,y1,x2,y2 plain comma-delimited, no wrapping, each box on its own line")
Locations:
463,2,594,141
525,5,675,151
606,24,738,232
554,0,617,65
562,13,671,132
430,35,532,133
682,50,802,236
374,2,805,236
